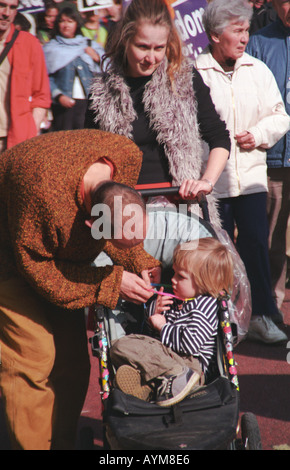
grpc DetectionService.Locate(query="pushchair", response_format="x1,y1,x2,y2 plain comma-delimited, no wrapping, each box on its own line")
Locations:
88,188,262,450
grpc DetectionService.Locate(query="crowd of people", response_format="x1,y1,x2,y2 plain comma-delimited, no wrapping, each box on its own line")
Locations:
0,0,289,450
0,0,122,146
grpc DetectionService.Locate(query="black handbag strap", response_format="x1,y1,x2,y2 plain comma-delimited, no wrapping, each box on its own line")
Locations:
0,29,19,67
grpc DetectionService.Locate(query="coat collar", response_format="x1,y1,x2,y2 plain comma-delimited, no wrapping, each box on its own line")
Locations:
196,46,254,74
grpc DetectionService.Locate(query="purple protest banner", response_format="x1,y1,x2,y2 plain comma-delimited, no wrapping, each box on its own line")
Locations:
122,0,209,59
172,0,209,58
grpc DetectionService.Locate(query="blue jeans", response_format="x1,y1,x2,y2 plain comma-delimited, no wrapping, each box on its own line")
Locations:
218,193,279,318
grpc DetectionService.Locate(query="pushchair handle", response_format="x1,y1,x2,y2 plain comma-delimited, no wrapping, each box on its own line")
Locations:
137,186,180,197
138,187,210,223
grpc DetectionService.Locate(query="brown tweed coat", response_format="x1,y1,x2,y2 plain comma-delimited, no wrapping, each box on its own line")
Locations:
0,129,159,310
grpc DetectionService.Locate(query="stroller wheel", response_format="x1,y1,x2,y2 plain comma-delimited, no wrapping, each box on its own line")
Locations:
241,413,262,450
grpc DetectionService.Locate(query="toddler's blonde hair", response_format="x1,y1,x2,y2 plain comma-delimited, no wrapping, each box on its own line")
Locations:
173,237,234,298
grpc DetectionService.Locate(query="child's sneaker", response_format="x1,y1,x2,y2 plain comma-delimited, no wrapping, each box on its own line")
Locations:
115,364,153,401
156,367,200,407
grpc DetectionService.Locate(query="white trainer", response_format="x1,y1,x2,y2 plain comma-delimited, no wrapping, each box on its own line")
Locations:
247,316,288,344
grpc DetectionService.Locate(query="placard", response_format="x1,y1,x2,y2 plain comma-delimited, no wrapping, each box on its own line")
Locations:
122,0,209,58
77,0,114,12
18,0,45,14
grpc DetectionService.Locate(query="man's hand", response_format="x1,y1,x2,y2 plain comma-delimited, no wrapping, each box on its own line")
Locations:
141,266,161,286
120,271,153,304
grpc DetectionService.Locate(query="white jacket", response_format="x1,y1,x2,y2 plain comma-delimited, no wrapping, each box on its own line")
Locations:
195,49,290,198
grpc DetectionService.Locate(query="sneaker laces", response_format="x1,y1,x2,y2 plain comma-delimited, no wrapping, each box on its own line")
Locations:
156,375,173,398
262,316,278,332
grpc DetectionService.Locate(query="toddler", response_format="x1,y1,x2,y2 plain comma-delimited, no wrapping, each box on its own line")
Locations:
110,237,234,407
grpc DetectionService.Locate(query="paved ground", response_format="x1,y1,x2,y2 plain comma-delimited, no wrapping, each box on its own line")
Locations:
1,288,289,450
234,287,290,450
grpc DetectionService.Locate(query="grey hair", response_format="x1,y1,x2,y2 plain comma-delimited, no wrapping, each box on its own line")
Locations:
202,0,253,41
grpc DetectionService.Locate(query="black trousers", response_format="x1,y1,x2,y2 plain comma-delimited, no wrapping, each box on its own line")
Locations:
51,99,88,131
218,192,279,318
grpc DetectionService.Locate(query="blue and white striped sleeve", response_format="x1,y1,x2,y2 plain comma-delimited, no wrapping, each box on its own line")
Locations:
160,296,218,356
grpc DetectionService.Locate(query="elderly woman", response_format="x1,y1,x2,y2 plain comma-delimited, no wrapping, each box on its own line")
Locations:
195,0,289,343
85,0,231,227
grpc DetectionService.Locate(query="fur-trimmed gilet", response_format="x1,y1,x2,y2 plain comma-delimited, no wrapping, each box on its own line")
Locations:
89,59,221,227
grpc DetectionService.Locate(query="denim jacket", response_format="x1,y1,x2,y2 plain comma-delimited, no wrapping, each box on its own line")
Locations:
49,56,99,101
44,36,104,103
247,19,290,168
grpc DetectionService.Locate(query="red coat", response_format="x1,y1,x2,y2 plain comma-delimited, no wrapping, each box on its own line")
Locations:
6,25,51,148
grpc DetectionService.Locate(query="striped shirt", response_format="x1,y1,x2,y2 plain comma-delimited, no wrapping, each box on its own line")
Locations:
147,295,218,371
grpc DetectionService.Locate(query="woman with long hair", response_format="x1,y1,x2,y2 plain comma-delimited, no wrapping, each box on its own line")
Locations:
85,0,231,227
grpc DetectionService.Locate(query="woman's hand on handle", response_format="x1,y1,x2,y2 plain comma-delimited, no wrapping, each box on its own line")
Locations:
179,147,229,199
179,178,213,199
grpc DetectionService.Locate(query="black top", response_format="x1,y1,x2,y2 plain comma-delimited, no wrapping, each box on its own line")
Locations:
125,75,170,184
85,67,230,185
